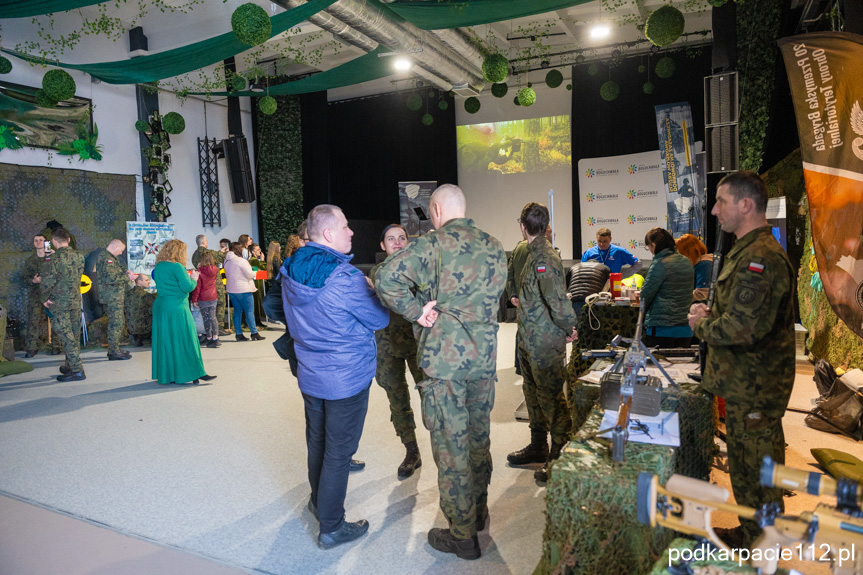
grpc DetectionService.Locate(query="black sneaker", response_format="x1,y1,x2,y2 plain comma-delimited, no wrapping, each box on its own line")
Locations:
57,371,86,382
317,519,369,550
427,528,481,560
108,351,131,360
207,339,222,348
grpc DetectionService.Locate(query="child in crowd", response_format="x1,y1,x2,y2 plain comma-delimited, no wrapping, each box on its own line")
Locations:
125,274,156,346
191,252,221,348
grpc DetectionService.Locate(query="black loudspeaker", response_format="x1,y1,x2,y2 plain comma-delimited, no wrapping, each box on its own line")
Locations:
223,136,256,203
711,2,736,70
129,26,148,57
704,72,739,173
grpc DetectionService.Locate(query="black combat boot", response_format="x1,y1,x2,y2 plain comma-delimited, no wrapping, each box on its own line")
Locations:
534,441,564,483
427,528,481,560
59,364,72,375
397,440,422,479
507,429,549,465
57,370,86,382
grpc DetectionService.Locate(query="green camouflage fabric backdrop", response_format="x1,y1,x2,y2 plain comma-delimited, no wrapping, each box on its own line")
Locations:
0,164,136,342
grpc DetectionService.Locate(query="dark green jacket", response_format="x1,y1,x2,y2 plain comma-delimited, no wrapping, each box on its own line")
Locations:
93,248,129,301
23,253,49,303
505,240,529,301
641,248,693,328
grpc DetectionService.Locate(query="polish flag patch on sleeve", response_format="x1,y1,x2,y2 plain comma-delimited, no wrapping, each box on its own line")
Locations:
537,264,546,273
747,262,764,273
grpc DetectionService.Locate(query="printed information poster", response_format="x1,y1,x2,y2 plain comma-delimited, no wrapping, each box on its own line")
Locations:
126,221,175,276
398,181,436,238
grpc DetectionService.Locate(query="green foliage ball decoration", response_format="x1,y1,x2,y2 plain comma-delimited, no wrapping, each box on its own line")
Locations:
600,80,620,101
491,82,508,98
645,5,685,47
545,69,563,88
482,53,509,83
517,87,536,107
135,120,149,132
587,64,599,76
231,75,247,91
259,95,277,115
655,57,676,78
161,112,185,135
513,95,521,106
422,113,434,126
528,82,533,88
638,64,646,73
708,0,727,6
42,69,76,101
232,3,272,47
0,56,12,75
35,89,58,108
464,96,481,114
643,81,655,94
428,90,435,97
438,99,448,111
406,92,423,111
566,84,572,90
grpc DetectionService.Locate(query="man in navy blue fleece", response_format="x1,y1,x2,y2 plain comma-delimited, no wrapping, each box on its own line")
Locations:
581,227,642,277
281,204,392,550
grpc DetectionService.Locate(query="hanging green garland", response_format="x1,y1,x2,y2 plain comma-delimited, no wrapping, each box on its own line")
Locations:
406,92,423,111
422,113,434,126
161,112,185,135
482,53,509,83
232,3,272,46
464,97,481,114
0,56,12,75
645,5,685,47
517,87,536,107
491,83,508,98
545,69,563,88
600,81,620,101
259,95,278,115
42,69,76,101
655,57,676,78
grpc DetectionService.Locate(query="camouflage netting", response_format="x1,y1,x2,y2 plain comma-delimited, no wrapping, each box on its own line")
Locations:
0,164,136,348
567,304,640,384
648,538,790,574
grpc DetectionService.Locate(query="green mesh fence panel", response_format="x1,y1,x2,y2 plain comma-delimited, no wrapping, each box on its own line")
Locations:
0,0,103,18
386,0,592,30
2,0,336,84
567,304,640,382
0,164,135,342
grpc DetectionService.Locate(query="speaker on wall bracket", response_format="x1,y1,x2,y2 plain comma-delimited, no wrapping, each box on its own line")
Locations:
222,135,256,203
704,72,739,173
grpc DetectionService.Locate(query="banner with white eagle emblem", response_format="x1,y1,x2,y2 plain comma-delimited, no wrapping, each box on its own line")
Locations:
779,31,863,338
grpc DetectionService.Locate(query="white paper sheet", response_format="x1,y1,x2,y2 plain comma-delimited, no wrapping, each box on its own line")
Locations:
598,410,680,447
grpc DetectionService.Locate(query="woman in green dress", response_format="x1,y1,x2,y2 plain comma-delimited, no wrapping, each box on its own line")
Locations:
151,239,216,385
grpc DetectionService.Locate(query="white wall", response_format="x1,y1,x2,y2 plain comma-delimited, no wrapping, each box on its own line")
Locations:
455,80,573,258
0,52,259,265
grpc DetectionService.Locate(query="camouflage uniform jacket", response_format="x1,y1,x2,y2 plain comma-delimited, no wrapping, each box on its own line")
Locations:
694,226,796,417
517,236,576,363
125,285,156,335
93,248,128,302
23,253,50,303
505,240,529,300
370,261,417,356
41,246,85,311
375,218,507,381
191,246,225,269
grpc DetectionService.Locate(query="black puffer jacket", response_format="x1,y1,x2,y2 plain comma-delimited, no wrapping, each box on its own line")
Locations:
568,261,610,302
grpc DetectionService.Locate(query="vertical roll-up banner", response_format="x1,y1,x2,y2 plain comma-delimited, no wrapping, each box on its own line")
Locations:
779,32,863,337
655,102,702,238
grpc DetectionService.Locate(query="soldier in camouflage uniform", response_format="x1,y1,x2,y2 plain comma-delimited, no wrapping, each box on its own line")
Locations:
93,239,135,360
508,203,578,482
41,228,87,381
689,171,795,546
375,184,506,560
370,224,425,479
125,274,156,346
506,232,529,375
23,233,60,357
192,235,228,334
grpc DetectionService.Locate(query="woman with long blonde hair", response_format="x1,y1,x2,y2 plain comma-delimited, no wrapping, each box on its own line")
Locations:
151,239,216,384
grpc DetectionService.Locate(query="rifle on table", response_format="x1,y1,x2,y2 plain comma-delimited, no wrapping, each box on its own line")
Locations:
637,456,863,575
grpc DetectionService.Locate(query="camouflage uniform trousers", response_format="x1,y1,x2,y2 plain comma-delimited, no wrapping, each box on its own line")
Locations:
52,306,83,372
376,342,424,445
26,298,60,353
517,346,570,445
724,401,786,543
100,289,126,354
418,376,494,540
216,282,227,329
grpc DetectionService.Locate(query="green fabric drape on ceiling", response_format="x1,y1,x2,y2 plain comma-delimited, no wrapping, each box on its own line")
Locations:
1,0,103,18
2,0,336,84
199,46,393,97
386,0,592,30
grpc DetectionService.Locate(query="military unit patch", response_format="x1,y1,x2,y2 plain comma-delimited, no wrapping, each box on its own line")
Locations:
737,287,757,304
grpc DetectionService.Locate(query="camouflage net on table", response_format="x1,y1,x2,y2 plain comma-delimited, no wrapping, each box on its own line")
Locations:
647,538,791,575
567,304,640,379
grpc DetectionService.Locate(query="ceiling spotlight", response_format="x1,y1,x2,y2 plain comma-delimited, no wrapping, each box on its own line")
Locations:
393,57,412,71
590,24,610,39
249,82,265,93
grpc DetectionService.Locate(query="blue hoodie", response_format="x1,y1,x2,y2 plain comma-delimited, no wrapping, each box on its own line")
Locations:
281,242,390,400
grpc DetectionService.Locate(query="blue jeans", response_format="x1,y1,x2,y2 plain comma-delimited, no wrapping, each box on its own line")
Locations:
229,292,257,335
303,384,370,533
